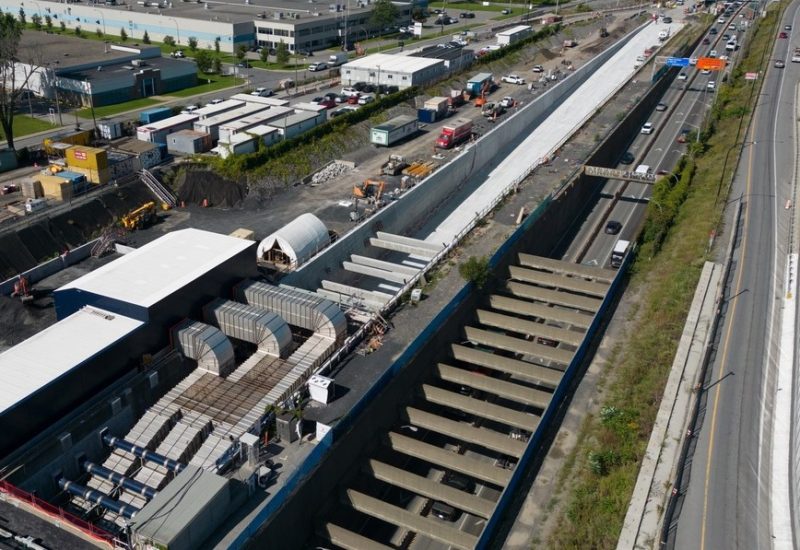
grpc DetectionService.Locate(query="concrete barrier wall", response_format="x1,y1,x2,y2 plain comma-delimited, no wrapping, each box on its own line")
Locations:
283,24,645,291
0,238,100,296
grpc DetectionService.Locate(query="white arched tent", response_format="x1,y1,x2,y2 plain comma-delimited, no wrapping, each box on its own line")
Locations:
256,213,330,268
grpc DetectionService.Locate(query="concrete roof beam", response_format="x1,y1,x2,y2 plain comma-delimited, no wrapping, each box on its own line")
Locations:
319,523,394,550
475,309,585,347
436,364,552,410
488,294,593,329
449,344,562,388
350,255,421,276
421,385,540,432
463,326,573,366
517,253,617,283
342,261,414,285
369,238,438,259
506,282,603,313
508,266,609,298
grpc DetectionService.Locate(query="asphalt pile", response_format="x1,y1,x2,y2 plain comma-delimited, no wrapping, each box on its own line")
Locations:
175,168,246,208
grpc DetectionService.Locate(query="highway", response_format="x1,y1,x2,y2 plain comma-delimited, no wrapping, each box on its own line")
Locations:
669,2,799,549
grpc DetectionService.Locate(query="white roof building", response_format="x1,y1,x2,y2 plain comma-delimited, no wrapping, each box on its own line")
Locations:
257,213,330,268
340,53,447,89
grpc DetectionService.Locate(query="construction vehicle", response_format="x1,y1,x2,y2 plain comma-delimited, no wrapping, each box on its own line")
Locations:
353,179,386,203
11,275,34,304
599,27,609,38
435,119,473,149
381,155,409,176
121,201,157,231
474,79,492,108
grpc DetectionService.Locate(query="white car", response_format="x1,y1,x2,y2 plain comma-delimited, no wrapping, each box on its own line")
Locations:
701,68,711,75
308,61,328,72
641,122,654,134
341,86,360,97
357,94,375,105
709,49,718,57
532,64,544,73
689,57,698,65
502,74,525,84
718,16,726,24
181,104,199,114
499,96,515,108
677,72,687,80
707,80,716,90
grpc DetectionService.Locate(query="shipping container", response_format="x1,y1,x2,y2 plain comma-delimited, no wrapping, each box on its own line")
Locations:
496,25,532,46
66,145,108,171
167,129,212,155
193,104,269,142
424,96,449,114
417,108,438,123
370,115,419,147
0,148,17,173
43,129,92,155
66,165,111,185
217,106,293,144
466,72,494,95
139,107,173,125
98,120,123,140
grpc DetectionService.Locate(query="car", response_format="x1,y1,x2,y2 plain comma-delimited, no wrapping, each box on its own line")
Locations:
677,128,691,143
677,72,688,80
308,62,328,72
662,16,672,23
170,50,185,58
459,11,475,18
792,48,800,62
620,152,635,165
431,501,461,522
331,105,358,117
641,122,654,134
501,8,512,14
709,49,718,57
702,37,711,45
720,54,730,61
701,68,711,75
433,8,443,13
728,24,737,32
502,74,525,84
689,57,698,65
775,59,786,68
209,98,224,104
237,61,250,68
605,220,622,235
357,94,375,105
718,16,726,24
443,472,475,493
316,98,336,108
779,31,789,39
181,104,199,114
532,64,544,73
785,24,793,31
722,33,730,40
251,87,273,97
709,27,718,35
341,86,360,97
1,184,18,195
707,80,716,90
656,102,667,112
499,96,514,108
347,95,361,104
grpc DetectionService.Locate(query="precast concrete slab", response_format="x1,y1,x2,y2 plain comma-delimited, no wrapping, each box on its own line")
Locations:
343,261,415,285
377,232,443,254
506,282,603,313
509,266,609,298
350,255,421,276
449,344,562,389
387,432,512,487
365,459,494,519
517,253,617,284
320,280,394,305
436,364,552,410
321,523,394,550
344,489,479,550
421,385,540,432
475,310,585,347
369,237,440,260
463,326,573,366
489,294,594,329
403,407,527,458
316,289,386,312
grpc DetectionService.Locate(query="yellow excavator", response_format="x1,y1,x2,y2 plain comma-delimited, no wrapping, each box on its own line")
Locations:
121,201,158,230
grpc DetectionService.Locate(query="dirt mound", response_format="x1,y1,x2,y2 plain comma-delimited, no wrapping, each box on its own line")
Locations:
175,168,246,208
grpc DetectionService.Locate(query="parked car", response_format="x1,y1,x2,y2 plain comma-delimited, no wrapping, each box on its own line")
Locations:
308,61,328,72
499,96,515,108
501,8,512,14
605,220,622,235
170,50,185,58
251,87,273,97
331,105,358,117
640,122,654,134
357,94,375,105
502,74,525,84
1,184,18,195
315,98,336,108
443,472,475,493
532,64,544,73
181,104,199,114
341,86,360,97
431,501,461,522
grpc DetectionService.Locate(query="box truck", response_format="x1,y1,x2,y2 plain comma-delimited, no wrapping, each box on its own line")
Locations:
329,52,348,66
435,119,473,149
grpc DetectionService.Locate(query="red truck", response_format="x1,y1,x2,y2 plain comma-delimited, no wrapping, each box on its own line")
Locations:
435,119,473,149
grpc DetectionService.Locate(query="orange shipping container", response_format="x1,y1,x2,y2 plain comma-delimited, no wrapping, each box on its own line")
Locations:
66,145,108,171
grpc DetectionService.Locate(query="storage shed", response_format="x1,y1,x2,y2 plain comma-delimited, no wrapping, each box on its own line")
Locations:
256,213,330,269
340,53,446,89
167,129,212,155
266,111,326,140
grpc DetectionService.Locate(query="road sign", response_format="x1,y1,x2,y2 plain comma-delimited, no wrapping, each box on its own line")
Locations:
665,57,690,67
696,57,726,70
745,71,759,80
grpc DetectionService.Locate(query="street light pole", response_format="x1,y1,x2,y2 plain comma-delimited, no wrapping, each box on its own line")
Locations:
94,9,106,35
170,17,180,45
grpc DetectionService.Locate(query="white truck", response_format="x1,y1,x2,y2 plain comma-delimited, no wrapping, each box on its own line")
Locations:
610,239,631,269
328,52,348,66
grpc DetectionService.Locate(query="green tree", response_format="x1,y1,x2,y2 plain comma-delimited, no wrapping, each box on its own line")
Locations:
0,13,40,150
259,46,269,64
195,49,213,72
120,27,127,41
236,44,246,63
188,36,198,51
275,42,289,64
458,256,491,289
74,26,82,37
369,0,397,31
44,14,52,30
214,37,220,54
411,7,427,23
212,57,222,74
31,14,42,30
163,35,175,47
95,27,103,38
142,30,150,43
59,21,65,32
17,8,25,25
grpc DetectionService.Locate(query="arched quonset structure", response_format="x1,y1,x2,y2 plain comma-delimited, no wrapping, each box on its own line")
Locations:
256,213,330,269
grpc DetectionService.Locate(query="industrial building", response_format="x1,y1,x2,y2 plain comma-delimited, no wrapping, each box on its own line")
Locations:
340,53,448,89
1,0,411,54
408,44,475,74
16,32,197,107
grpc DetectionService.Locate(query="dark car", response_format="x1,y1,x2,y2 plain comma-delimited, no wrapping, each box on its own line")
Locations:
779,31,789,39
236,61,250,68
662,16,672,23
620,152,635,165
605,220,622,235
702,37,711,45
443,472,476,494
431,501,461,522
677,128,691,143
460,11,475,18
709,27,718,35
353,81,368,91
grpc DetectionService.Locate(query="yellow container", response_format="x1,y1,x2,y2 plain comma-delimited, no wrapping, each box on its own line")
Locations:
38,174,71,201
67,165,110,185
66,145,108,171
43,129,92,155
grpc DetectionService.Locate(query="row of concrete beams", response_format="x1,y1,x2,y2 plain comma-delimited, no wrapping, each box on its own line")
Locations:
450,344,562,389
365,459,494,519
517,253,617,284
320,523,393,550
403,406,527,458
421,385,540,433
475,309,584,347
488,294,593,329
506,281,602,313
463,326,573,366
509,266,609,298
369,231,444,260
343,489,479,550
436,364,552,410
387,432,512,488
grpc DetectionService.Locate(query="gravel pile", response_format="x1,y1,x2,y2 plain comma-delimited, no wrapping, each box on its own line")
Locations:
310,161,351,186
176,168,246,208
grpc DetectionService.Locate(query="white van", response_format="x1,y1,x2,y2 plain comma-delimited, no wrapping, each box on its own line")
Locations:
635,164,652,175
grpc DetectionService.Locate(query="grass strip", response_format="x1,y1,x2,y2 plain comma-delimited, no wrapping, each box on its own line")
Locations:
76,97,161,119
542,3,786,548
0,115,55,140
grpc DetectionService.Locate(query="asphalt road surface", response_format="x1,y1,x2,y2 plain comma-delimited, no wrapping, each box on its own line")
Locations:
671,2,800,548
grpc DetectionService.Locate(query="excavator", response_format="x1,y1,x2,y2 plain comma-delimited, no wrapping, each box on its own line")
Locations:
11,275,34,304
474,80,492,108
352,179,385,203
121,201,158,231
